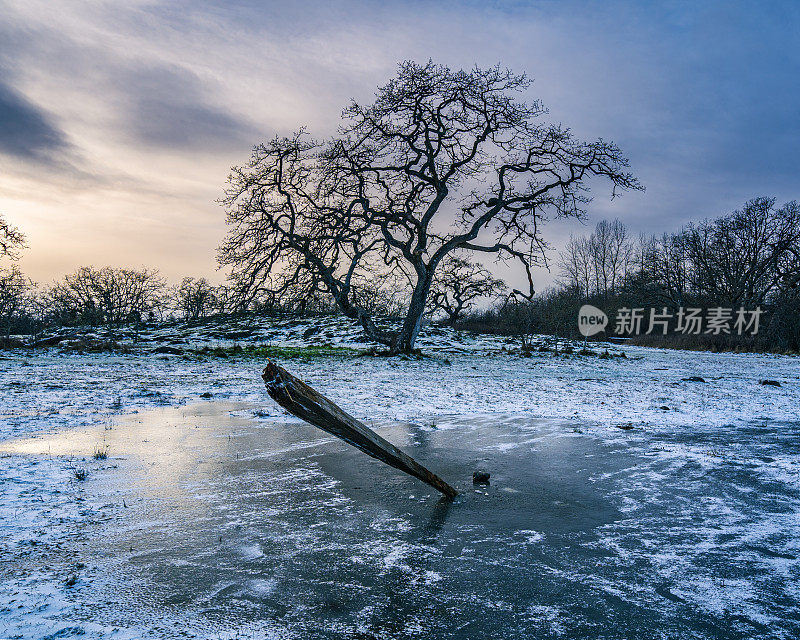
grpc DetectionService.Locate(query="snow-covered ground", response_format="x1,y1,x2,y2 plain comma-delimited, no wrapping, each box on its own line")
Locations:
1,318,799,638
3,315,799,436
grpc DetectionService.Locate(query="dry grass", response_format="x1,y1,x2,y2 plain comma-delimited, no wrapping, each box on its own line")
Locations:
92,444,109,460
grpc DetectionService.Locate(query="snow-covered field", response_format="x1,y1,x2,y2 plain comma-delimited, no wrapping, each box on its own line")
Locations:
1,318,799,638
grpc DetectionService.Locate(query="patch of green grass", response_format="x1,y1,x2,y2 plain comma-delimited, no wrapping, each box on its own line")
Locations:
193,343,361,359
598,349,627,359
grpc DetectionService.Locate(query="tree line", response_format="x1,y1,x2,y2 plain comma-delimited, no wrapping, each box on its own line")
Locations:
0,230,231,343
2,208,508,343
2,271,228,338
461,197,800,352
3,195,799,352
0,252,505,345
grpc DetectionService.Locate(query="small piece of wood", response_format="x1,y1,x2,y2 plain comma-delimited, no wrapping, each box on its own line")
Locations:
262,361,457,499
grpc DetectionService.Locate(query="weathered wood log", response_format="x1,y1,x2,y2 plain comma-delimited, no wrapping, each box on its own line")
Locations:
262,361,457,499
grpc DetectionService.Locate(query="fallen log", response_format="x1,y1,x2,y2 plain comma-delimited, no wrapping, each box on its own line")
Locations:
262,361,457,499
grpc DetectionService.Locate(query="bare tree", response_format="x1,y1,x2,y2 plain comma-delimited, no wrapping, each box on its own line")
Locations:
177,277,218,320
0,213,25,259
601,219,634,295
683,198,800,305
50,266,166,326
559,235,593,296
349,270,410,318
642,232,691,305
0,215,31,344
428,255,507,325
559,219,633,297
219,61,641,353
0,265,31,345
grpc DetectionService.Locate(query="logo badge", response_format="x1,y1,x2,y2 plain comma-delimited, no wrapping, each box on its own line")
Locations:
578,304,608,337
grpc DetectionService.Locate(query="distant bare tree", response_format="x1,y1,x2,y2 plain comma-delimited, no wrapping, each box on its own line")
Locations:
598,219,633,295
777,222,800,292
0,215,31,344
219,61,641,353
0,265,31,345
350,270,410,318
428,255,507,324
683,197,800,305
177,277,218,320
559,219,633,297
50,266,166,326
212,284,233,314
623,232,688,306
0,213,25,259
559,235,593,297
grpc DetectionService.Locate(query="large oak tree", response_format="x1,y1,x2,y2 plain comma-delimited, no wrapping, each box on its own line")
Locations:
219,61,641,352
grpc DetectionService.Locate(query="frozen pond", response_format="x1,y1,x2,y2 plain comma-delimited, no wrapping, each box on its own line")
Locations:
3,400,799,639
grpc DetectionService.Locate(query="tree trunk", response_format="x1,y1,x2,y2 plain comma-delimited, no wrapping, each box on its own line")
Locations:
324,278,394,349
445,300,464,326
262,361,457,498
393,273,432,353
356,309,394,348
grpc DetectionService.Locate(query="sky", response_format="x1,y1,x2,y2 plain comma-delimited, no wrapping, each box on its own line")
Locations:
1,0,799,291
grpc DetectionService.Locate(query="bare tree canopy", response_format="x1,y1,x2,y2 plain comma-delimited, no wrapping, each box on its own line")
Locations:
429,255,507,325
0,214,30,344
682,197,800,305
620,198,800,308
0,265,31,345
559,219,633,298
177,277,219,320
49,266,166,326
219,60,642,352
1,213,26,260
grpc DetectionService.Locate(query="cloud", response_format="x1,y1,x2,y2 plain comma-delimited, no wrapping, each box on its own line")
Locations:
114,64,260,151
0,0,798,289
0,76,68,162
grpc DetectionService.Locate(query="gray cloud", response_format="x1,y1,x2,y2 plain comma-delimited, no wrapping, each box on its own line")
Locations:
114,64,260,151
0,77,68,161
1,0,798,287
